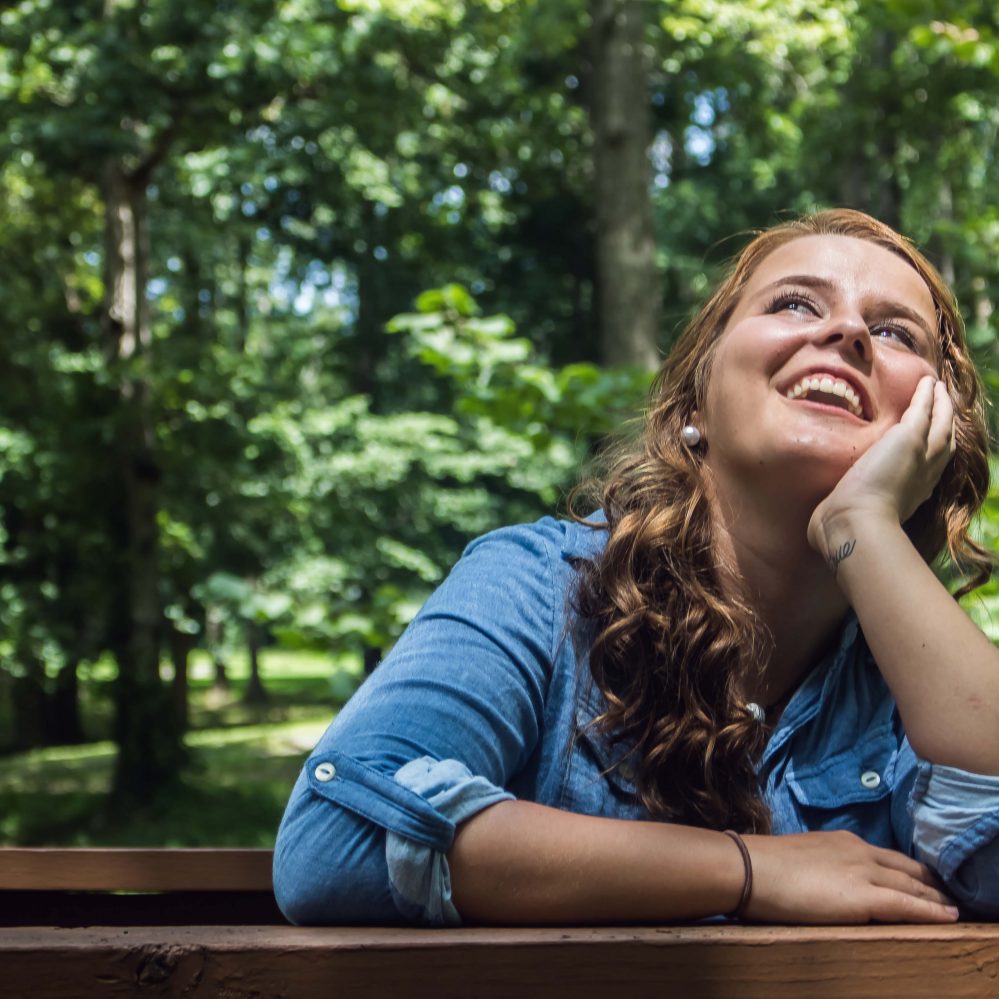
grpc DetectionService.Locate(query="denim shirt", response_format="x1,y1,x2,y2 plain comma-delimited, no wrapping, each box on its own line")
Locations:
273,517,999,925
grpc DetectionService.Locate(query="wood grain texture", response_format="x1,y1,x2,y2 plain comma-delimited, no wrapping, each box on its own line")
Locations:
3,924,999,999
0,848,273,891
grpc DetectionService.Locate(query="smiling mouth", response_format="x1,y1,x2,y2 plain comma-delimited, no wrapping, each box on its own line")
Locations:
785,375,867,420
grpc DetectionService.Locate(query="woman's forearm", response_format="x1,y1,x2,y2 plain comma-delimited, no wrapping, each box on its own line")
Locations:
447,799,958,924
447,799,745,923
820,512,999,774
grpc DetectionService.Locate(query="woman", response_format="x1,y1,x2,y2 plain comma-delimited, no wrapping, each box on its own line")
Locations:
274,209,999,926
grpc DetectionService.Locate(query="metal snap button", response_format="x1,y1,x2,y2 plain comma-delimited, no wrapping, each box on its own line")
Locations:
314,762,337,782
860,770,881,790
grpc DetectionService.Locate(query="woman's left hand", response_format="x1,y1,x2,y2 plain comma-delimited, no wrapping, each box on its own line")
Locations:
807,375,955,556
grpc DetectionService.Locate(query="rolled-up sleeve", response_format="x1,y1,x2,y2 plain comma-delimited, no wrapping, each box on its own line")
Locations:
909,761,999,917
387,757,514,925
273,522,560,925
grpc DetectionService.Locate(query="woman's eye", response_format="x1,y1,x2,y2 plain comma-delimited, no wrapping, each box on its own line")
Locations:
872,323,917,350
765,292,819,317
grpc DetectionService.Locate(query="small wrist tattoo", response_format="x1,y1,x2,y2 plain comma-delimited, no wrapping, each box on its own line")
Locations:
826,539,856,575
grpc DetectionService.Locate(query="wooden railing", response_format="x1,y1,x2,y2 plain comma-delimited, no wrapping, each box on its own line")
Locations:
2,848,999,998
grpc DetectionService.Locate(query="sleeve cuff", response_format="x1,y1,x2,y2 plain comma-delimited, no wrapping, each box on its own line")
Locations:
386,757,514,926
909,761,999,881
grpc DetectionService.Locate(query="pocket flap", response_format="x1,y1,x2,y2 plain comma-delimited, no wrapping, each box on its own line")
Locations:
574,701,640,799
787,729,898,809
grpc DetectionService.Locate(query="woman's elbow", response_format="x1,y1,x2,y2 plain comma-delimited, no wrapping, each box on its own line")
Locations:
273,786,399,925
945,849,999,919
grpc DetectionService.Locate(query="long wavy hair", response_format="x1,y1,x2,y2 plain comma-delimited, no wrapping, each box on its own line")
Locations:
571,209,992,834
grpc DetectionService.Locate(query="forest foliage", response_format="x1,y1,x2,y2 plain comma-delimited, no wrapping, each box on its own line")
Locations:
2,0,999,802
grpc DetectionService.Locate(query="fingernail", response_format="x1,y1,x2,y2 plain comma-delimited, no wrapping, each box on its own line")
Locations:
946,905,960,918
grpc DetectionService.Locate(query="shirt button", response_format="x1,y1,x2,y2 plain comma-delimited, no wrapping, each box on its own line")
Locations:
618,763,636,781
314,762,337,782
860,770,881,790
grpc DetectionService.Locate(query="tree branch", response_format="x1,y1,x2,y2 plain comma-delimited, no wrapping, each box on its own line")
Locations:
128,117,180,185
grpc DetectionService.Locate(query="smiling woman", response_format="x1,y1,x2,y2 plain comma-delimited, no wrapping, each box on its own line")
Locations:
701,236,947,517
273,209,999,928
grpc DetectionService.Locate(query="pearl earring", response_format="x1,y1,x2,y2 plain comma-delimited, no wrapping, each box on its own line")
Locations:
681,424,702,447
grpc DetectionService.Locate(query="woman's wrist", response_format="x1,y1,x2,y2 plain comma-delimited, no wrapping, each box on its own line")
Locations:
722,830,753,919
808,503,904,579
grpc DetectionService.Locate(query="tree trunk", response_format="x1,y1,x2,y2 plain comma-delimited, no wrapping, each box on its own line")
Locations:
235,232,251,353
351,202,393,409
590,0,660,369
212,654,230,689
10,644,47,751
972,275,992,332
205,606,231,689
363,645,382,676
934,181,956,288
872,30,901,231
169,627,195,732
102,159,184,803
46,659,85,746
243,624,268,705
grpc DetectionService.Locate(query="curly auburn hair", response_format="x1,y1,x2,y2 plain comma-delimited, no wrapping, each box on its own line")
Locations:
571,208,992,834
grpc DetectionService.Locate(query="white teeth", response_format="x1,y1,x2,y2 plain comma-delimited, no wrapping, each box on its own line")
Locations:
786,374,865,418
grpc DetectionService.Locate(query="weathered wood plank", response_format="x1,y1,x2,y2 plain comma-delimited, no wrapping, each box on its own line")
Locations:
3,924,999,999
0,848,272,891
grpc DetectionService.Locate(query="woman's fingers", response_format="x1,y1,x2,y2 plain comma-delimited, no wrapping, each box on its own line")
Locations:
898,375,953,459
925,379,956,460
745,831,960,925
870,845,940,883
899,374,937,435
868,888,959,924
868,844,957,916
871,864,955,908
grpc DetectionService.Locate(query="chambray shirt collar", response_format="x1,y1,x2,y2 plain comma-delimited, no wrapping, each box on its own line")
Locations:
761,612,860,769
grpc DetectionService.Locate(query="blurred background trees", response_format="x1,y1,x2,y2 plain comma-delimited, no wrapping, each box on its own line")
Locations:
1,0,998,836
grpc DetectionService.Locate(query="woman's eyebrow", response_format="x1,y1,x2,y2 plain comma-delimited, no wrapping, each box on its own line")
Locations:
756,273,837,298
868,301,935,343
758,273,935,340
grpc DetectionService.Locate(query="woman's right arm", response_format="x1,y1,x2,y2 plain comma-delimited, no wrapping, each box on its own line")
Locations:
449,800,960,924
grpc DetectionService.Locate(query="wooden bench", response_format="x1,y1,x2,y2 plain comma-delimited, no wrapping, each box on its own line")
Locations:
3,847,999,998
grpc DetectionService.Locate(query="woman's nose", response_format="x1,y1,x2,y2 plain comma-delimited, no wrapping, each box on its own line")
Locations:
817,311,872,365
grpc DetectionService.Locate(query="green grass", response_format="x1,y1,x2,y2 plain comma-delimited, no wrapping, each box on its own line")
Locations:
44,647,365,742
0,648,355,846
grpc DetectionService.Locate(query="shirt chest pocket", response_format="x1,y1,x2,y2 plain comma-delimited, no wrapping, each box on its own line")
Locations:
557,709,650,821
784,725,899,847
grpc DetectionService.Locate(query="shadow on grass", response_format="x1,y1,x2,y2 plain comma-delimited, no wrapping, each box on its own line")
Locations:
0,717,330,847
1,782,292,847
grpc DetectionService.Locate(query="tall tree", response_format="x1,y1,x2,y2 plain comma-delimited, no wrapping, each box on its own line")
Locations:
102,147,183,798
590,0,660,368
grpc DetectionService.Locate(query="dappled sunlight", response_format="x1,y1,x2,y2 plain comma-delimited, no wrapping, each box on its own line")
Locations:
3,0,998,854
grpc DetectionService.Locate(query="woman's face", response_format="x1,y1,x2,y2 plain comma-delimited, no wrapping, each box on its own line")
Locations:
699,234,941,508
